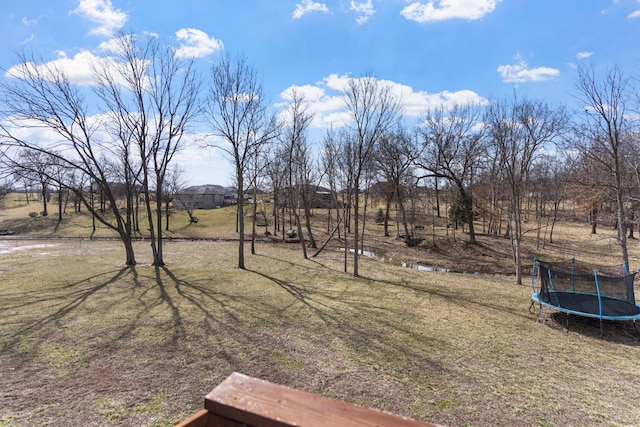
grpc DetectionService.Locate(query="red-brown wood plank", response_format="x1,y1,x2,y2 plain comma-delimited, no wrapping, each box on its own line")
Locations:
175,409,210,427
204,372,444,427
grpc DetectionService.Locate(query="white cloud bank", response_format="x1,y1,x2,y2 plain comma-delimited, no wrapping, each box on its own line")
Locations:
279,74,487,129
497,57,559,83
70,0,127,37
174,28,223,59
5,50,115,86
401,0,502,23
292,0,330,19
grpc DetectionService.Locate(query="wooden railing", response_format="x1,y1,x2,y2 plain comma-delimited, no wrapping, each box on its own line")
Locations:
176,372,444,427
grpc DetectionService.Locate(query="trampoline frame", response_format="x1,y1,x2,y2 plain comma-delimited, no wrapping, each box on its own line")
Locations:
530,258,640,337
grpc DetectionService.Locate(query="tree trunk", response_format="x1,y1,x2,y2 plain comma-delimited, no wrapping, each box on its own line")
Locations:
237,167,246,269
121,232,136,266
40,182,48,215
512,203,523,285
251,189,258,255
396,186,411,245
165,200,171,231
549,201,559,244
383,197,391,237
155,190,165,267
616,191,629,272
455,183,476,244
435,177,441,217
301,195,316,249
353,189,360,277
295,208,307,259
57,186,63,221
313,215,343,257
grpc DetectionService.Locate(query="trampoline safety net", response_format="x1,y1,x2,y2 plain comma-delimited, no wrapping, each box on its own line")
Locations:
535,259,640,318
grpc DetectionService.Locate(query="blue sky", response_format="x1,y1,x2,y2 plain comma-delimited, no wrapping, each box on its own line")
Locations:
1,0,639,186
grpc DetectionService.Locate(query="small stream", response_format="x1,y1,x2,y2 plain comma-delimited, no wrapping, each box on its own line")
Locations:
342,248,510,276
341,248,451,273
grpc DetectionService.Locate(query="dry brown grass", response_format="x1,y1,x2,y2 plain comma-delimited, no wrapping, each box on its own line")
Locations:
1,236,640,426
2,197,640,426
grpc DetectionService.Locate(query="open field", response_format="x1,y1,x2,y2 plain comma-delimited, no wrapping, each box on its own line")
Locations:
1,195,640,426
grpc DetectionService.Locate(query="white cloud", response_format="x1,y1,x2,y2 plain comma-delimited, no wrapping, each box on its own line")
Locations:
174,28,223,59
21,34,35,45
5,50,127,87
1,112,116,156
323,73,352,91
576,51,593,59
497,57,559,83
173,132,233,185
401,0,501,23
292,0,330,19
280,84,326,102
628,9,640,18
21,17,38,26
351,0,376,24
279,74,487,129
70,0,127,37
97,36,127,54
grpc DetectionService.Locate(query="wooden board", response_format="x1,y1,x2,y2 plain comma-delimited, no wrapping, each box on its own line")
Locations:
203,372,444,427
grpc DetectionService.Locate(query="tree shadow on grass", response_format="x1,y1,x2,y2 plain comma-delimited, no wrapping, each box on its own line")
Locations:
373,275,532,319
245,267,446,374
1,267,134,351
254,249,531,322
155,266,266,366
247,268,340,325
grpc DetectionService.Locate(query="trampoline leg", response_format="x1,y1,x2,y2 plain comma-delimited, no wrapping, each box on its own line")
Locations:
566,313,570,333
599,320,604,339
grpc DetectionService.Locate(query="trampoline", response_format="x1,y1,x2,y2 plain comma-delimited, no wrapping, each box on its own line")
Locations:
530,258,640,337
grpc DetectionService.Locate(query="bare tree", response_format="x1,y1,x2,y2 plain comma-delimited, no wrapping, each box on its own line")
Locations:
313,128,344,257
535,153,569,246
372,127,417,243
164,165,188,231
14,149,52,216
205,54,279,269
416,103,485,244
93,34,201,267
280,88,316,257
247,143,270,255
265,146,287,237
342,75,400,276
573,64,637,271
0,50,138,264
485,95,567,284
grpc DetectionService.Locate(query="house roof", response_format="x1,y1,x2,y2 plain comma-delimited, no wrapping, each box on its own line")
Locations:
178,185,233,196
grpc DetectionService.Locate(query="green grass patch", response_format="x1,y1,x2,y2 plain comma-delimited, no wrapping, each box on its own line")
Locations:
270,350,305,369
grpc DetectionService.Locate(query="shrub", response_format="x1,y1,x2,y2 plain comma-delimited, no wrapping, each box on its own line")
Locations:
28,212,38,218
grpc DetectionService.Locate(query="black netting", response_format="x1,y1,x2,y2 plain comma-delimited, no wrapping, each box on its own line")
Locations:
534,259,640,317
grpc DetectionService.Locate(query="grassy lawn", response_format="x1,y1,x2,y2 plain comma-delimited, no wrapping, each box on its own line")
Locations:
1,196,640,426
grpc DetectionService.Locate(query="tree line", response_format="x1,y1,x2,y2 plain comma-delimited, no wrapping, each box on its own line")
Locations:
0,34,637,284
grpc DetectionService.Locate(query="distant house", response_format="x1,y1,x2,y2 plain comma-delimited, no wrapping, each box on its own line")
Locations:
310,186,339,209
277,185,340,209
173,185,234,210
